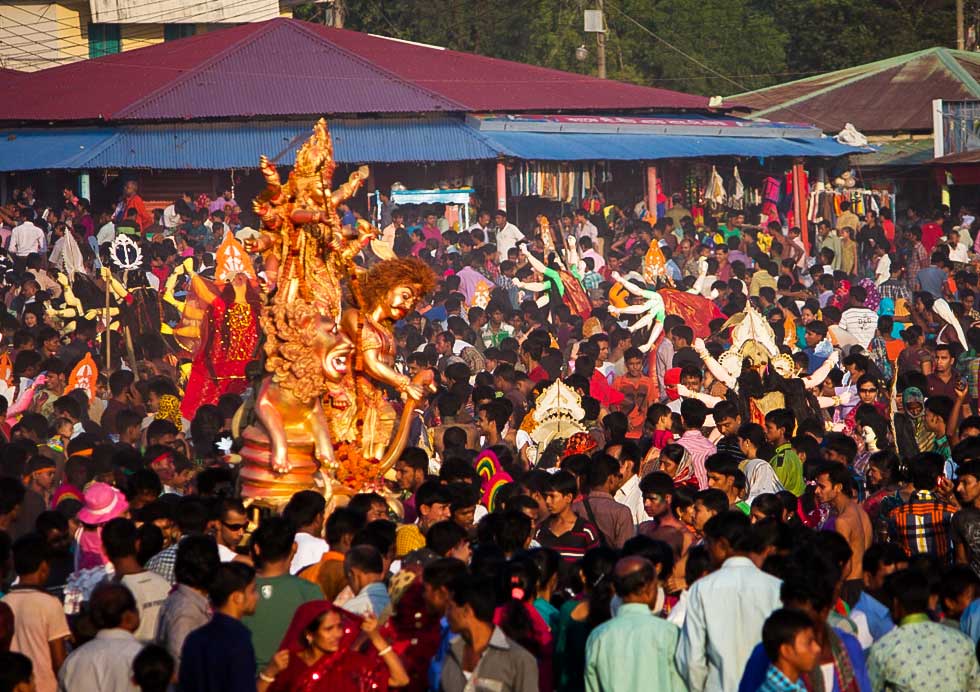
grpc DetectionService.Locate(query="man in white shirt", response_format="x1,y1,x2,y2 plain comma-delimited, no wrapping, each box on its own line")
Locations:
574,208,599,244
103,516,171,644
96,211,116,246
493,210,524,263
610,441,646,525
873,244,891,286
162,202,182,231
381,209,405,250
676,511,781,692
58,583,144,692
839,284,879,349
283,490,329,574
9,209,45,260
468,210,492,235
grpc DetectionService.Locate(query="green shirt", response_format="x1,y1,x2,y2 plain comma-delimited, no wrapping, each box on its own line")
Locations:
541,265,565,296
867,613,980,692
718,224,742,240
770,443,805,496
585,603,687,692
242,573,322,669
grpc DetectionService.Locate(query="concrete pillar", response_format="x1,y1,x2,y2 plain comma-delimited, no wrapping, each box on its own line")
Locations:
496,161,507,213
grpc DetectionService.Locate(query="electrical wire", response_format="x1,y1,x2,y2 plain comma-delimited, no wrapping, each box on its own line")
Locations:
2,3,170,51
602,0,845,132
2,0,853,133
0,0,283,65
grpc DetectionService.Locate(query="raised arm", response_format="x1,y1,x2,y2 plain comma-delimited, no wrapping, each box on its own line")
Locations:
693,338,737,390
609,304,655,316
514,279,548,292
611,271,655,299
564,235,583,274
817,391,851,409
100,267,129,301
676,383,723,407
801,349,839,390
519,244,549,274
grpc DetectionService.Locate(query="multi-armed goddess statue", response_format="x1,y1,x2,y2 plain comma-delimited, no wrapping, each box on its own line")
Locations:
237,119,436,508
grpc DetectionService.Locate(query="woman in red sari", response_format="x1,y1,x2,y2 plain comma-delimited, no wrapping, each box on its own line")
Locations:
259,601,409,692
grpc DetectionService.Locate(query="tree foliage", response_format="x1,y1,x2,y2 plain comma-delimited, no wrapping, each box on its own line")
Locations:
296,0,971,96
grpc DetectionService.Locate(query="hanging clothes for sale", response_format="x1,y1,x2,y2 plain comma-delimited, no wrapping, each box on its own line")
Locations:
707,166,727,207
730,166,745,210
761,176,780,222
806,186,897,227
508,162,598,205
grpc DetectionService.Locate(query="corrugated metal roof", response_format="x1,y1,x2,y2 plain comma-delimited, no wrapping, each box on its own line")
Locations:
726,48,980,134
318,25,711,113
930,148,980,164
0,117,866,171
853,139,935,167
0,18,711,123
479,130,861,161
0,119,498,171
0,127,116,170
117,21,461,120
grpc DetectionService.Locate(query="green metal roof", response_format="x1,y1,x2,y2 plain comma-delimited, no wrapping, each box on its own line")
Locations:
725,48,980,134
853,139,935,167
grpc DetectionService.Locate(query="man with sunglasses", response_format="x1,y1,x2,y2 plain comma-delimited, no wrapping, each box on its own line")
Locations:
216,498,249,563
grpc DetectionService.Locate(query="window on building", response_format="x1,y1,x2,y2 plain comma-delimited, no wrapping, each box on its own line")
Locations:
88,23,121,58
164,25,196,41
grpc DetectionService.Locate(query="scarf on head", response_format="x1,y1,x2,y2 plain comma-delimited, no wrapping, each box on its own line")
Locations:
670,448,696,487
831,279,852,311
801,625,860,692
278,601,391,692
902,387,934,453
155,394,183,432
859,279,881,312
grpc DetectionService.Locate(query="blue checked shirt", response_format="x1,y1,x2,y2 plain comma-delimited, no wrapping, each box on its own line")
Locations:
757,665,807,692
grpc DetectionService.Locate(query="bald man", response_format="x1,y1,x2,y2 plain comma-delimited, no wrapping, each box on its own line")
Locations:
584,557,686,691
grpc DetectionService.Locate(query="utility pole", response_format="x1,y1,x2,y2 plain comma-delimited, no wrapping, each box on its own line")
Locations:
596,0,606,79
958,0,965,50
585,3,607,78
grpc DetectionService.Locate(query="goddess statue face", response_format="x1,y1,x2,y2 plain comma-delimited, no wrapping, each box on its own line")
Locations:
383,284,420,322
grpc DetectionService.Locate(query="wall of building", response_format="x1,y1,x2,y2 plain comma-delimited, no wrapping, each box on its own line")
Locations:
0,0,293,71
0,1,88,71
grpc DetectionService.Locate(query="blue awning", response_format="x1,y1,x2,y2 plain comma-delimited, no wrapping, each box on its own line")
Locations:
479,130,860,160
0,119,499,171
0,117,862,171
0,128,116,171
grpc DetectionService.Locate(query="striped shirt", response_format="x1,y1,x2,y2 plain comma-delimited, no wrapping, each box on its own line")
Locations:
677,430,716,490
535,516,599,564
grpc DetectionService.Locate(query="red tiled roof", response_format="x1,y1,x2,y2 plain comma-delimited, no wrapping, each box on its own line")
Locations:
726,48,980,134
0,18,710,123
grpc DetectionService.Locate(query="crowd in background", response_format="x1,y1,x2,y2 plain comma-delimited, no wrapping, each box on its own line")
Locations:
0,180,978,692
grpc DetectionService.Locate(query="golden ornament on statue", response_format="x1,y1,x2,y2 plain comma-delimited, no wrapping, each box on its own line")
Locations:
238,119,437,508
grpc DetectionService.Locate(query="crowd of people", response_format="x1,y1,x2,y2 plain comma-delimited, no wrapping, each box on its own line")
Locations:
0,179,979,692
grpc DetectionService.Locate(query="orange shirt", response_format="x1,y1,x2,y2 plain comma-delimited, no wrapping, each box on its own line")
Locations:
884,337,906,364
613,374,658,437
